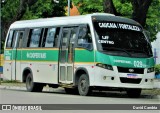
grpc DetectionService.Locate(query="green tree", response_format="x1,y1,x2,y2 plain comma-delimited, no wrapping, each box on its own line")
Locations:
1,0,38,40
73,0,103,14
1,0,67,40
73,0,160,41
72,0,103,15
22,0,67,19
112,0,160,41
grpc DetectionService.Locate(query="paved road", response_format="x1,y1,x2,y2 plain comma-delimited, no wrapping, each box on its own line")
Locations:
0,88,159,113
0,88,159,104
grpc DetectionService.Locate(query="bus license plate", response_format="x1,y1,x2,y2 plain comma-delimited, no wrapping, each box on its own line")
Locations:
127,74,138,78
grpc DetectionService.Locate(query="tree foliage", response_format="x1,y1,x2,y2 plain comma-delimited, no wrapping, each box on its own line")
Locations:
1,0,67,40
145,0,160,41
113,0,160,41
22,0,67,19
73,0,103,14
73,0,160,41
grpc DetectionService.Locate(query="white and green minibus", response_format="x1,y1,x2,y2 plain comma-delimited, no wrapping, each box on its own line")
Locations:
3,13,155,97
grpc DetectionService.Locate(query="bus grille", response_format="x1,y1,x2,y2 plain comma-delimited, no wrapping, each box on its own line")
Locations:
117,67,144,74
120,77,142,84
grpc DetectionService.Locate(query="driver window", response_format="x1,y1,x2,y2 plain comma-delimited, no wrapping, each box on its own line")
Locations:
77,26,92,50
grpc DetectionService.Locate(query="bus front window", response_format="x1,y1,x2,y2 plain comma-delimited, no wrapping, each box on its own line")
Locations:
93,21,153,58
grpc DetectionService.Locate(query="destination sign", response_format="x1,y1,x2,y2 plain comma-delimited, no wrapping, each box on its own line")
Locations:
98,22,141,31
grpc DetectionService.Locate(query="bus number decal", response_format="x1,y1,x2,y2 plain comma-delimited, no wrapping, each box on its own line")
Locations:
134,61,143,68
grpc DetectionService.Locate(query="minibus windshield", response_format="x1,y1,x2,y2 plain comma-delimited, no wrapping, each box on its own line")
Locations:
93,21,153,57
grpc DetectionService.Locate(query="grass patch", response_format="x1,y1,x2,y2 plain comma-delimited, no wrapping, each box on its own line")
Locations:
0,80,21,83
142,89,160,95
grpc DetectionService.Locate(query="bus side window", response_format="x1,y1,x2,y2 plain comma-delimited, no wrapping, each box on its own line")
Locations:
12,31,17,48
42,27,60,47
28,28,43,47
17,32,24,48
77,26,92,50
54,28,60,47
6,30,14,48
41,28,48,47
45,28,56,47
67,27,78,63
70,27,78,44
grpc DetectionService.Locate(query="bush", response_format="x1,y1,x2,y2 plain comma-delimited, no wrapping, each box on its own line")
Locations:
155,64,160,75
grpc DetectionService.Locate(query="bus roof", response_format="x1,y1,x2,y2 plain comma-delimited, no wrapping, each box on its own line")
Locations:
9,13,141,29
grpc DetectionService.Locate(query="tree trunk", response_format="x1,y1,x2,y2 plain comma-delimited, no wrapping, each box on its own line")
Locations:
1,0,38,40
131,0,152,27
15,0,38,21
1,22,11,41
103,0,152,27
103,0,120,16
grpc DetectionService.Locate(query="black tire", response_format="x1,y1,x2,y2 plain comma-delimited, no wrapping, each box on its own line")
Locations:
78,74,92,96
26,73,43,92
65,88,78,95
126,88,141,98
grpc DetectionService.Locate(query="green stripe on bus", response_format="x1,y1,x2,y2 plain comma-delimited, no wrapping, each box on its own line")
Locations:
75,50,94,62
4,49,94,62
95,51,154,68
4,50,154,68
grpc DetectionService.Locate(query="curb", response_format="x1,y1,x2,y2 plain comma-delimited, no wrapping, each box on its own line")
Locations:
0,83,65,92
0,85,26,90
0,83,25,89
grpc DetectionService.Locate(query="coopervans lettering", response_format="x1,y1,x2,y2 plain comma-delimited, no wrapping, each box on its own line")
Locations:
27,52,46,59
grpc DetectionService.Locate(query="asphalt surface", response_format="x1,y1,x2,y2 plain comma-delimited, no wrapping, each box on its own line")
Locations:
0,84,159,104
0,83,159,113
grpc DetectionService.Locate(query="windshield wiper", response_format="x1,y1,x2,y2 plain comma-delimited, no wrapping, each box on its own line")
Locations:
130,41,152,56
126,49,149,56
103,47,131,56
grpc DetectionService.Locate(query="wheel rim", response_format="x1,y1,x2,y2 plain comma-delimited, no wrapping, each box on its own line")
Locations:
80,79,87,92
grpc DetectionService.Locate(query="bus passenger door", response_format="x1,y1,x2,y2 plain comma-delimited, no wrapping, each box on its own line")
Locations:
59,27,78,84
12,30,24,81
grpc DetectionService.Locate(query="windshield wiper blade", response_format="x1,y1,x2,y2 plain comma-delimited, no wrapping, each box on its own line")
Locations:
104,47,131,56
126,49,149,56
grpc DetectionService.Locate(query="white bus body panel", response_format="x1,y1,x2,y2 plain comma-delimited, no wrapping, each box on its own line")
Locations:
3,61,12,80
21,62,58,84
93,66,154,89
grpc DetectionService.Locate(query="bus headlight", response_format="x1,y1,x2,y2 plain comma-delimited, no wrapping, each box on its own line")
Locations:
147,67,154,73
96,63,113,71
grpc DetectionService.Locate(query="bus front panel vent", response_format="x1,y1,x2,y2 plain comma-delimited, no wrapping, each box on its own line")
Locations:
120,77,142,84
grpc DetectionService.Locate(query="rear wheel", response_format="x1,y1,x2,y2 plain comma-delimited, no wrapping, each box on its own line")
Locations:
78,74,92,96
26,73,43,92
126,88,141,98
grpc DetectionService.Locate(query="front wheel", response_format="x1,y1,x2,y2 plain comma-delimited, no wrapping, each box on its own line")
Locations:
78,74,92,96
126,88,141,98
26,73,43,92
